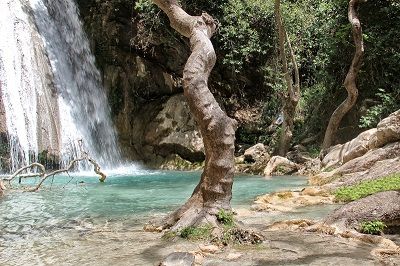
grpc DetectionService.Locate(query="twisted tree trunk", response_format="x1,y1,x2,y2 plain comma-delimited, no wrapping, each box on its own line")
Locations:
322,0,366,151
275,0,300,156
151,0,237,231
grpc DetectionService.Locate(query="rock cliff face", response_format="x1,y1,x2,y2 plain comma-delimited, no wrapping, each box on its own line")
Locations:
75,0,190,165
76,0,268,167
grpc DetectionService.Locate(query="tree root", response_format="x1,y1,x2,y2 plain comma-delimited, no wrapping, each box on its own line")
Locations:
144,194,220,233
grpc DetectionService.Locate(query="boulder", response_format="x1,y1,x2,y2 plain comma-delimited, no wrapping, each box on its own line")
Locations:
324,191,400,231
322,110,400,169
263,156,298,176
159,252,195,266
236,143,270,175
311,142,400,186
376,109,400,146
322,128,378,169
145,94,205,162
243,143,269,163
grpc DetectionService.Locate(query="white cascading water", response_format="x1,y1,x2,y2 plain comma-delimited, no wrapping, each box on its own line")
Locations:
0,0,124,172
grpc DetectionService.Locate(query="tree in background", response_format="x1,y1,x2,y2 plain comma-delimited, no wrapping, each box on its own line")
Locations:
322,0,366,151
274,0,300,156
150,0,237,231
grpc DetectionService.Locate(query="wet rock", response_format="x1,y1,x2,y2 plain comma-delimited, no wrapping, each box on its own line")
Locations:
159,252,195,266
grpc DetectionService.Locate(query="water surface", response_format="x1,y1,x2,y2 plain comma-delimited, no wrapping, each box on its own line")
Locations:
0,170,312,265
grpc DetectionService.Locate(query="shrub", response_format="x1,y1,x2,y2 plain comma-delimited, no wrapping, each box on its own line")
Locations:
360,221,387,235
180,224,212,240
217,209,234,227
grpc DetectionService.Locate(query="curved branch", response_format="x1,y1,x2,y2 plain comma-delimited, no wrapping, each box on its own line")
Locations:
322,0,365,151
26,154,107,192
3,163,45,188
1,154,107,192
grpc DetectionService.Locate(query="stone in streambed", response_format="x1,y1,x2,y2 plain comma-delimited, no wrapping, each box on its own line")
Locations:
159,252,195,266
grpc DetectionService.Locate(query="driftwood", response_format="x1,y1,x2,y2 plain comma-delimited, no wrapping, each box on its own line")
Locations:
1,152,106,192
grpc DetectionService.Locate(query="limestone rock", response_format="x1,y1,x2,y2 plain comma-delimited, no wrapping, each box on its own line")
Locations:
159,252,195,266
376,109,400,146
311,142,400,186
263,156,298,176
322,128,378,169
322,110,400,169
198,244,220,254
226,252,243,261
145,94,205,162
252,190,334,212
236,144,270,175
244,143,269,163
324,191,400,231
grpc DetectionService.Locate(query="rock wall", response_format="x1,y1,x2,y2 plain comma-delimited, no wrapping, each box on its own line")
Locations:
76,0,269,167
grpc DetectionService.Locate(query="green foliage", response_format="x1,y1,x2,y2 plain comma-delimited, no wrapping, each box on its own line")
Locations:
217,209,234,227
218,0,274,71
162,230,177,240
180,224,212,240
360,221,387,235
132,0,400,148
334,174,400,202
308,145,321,159
359,89,399,128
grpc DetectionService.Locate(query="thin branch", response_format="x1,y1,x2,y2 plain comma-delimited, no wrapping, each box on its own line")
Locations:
286,31,300,101
1,153,107,192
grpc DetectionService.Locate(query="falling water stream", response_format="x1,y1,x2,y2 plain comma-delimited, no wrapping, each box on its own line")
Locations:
0,0,123,171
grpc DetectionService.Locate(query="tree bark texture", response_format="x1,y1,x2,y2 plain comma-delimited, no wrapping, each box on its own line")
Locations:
275,0,300,156
322,0,365,151
151,0,237,231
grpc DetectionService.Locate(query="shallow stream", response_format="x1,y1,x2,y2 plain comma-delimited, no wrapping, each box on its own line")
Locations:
0,169,336,265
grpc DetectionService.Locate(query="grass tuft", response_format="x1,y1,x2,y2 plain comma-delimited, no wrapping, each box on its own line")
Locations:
334,173,400,202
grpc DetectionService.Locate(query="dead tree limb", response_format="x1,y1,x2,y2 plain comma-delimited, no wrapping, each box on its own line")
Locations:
1,153,106,192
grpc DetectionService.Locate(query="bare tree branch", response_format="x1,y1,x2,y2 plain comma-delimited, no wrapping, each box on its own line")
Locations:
1,153,106,192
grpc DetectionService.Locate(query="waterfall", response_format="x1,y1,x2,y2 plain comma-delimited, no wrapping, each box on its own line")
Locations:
0,0,123,172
